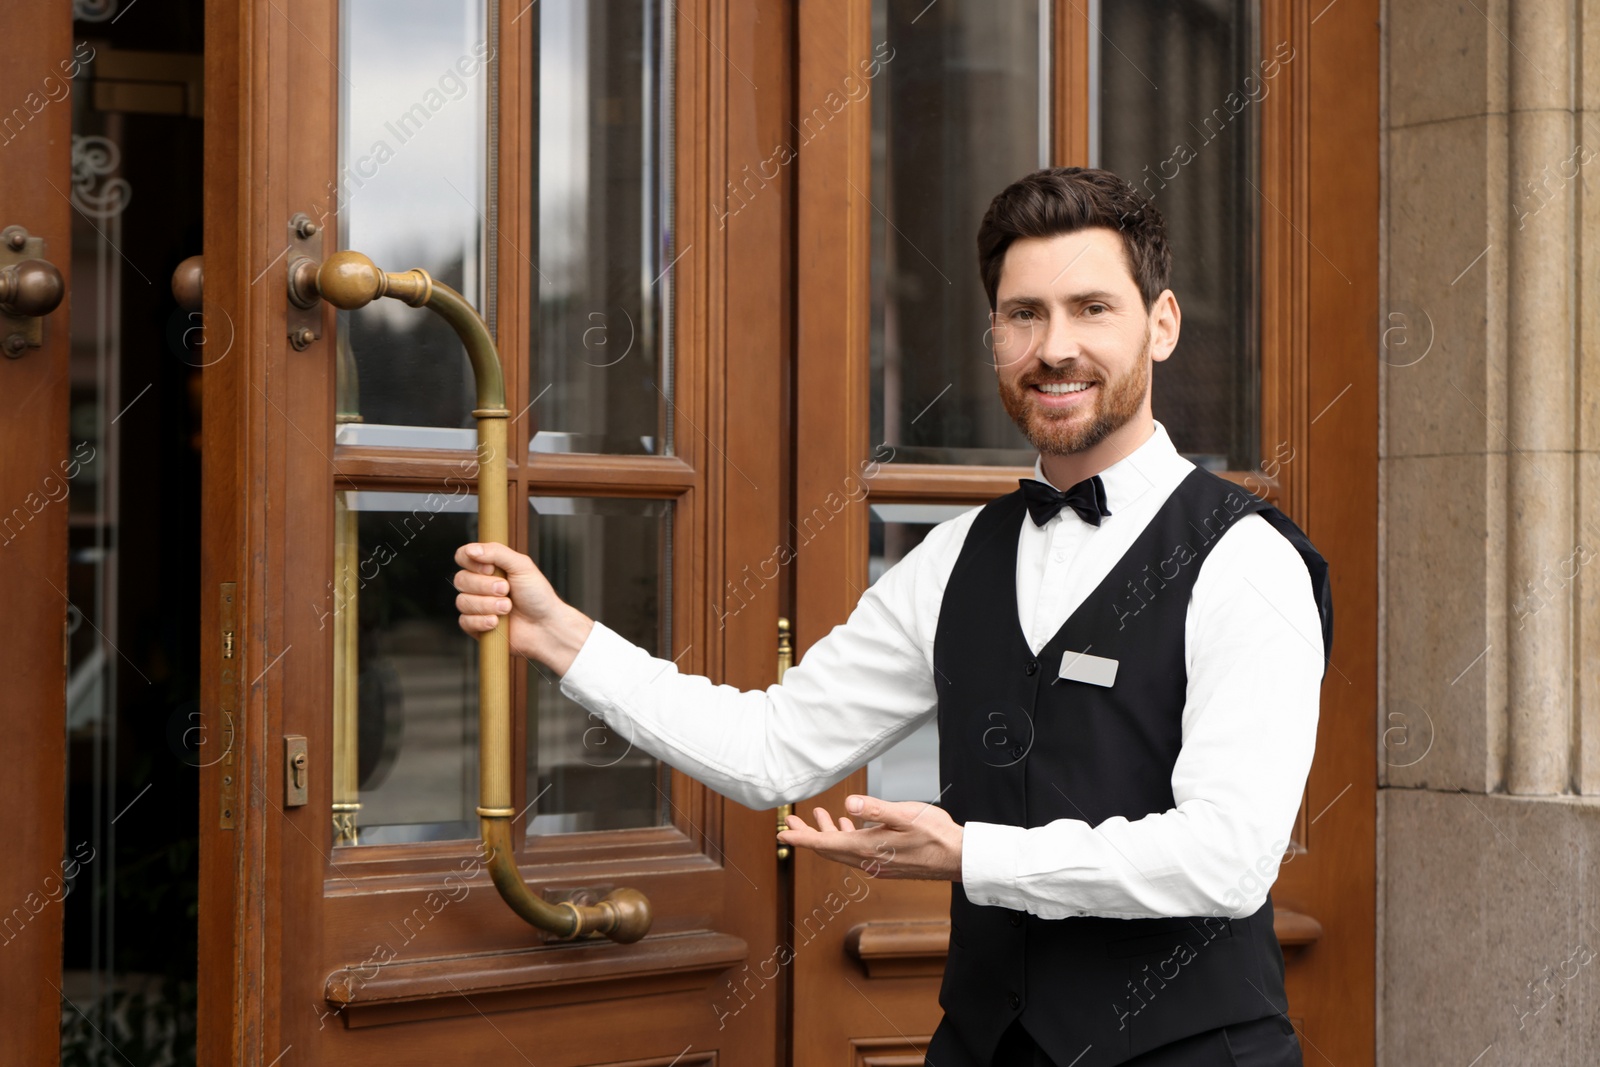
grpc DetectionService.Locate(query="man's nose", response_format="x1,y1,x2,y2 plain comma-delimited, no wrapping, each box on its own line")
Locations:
1035,318,1080,367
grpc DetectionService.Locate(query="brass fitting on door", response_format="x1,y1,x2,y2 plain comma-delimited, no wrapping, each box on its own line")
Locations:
0,259,65,318
0,226,65,357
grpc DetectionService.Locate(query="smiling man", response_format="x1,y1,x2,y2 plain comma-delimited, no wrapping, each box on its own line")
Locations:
453,167,1332,1067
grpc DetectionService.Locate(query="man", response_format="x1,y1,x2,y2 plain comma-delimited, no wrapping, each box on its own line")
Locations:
454,167,1331,1067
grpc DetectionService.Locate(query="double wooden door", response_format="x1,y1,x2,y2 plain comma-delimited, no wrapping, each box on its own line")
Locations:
2,0,1377,1063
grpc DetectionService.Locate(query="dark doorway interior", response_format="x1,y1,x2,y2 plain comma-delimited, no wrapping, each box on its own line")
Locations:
60,3,204,1063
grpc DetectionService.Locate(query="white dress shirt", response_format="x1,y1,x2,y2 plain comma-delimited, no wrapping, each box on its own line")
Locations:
558,421,1325,920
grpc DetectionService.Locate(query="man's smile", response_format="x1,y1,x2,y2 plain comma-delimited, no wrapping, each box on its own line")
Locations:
1028,380,1098,408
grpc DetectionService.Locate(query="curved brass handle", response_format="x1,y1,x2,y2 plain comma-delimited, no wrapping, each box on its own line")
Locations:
0,259,65,318
304,250,652,944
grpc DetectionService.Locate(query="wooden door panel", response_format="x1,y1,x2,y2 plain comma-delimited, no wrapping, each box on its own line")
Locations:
198,0,790,1061
0,7,74,1064
788,1,1377,1064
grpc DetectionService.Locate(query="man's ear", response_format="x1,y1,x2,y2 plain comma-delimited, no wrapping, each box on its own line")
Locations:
1149,289,1181,363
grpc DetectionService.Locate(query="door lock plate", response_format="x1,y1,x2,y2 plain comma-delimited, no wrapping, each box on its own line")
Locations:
1,226,48,355
285,213,324,350
285,735,309,807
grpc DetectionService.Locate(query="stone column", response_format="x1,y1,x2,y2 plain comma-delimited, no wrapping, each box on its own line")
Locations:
1505,0,1576,795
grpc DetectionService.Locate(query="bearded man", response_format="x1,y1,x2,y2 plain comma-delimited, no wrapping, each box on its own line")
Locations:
454,167,1331,1067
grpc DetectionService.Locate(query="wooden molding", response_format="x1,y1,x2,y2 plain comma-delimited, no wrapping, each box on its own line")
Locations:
844,921,950,979
325,930,747,1028
1275,907,1324,947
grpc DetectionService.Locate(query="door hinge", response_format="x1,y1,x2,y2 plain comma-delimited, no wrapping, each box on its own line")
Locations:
776,617,794,862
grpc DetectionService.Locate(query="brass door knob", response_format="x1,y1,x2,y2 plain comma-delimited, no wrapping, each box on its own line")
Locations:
0,258,65,318
289,249,431,311
171,255,203,311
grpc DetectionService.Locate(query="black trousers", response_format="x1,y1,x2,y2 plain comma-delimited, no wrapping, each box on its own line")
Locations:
988,1013,1304,1067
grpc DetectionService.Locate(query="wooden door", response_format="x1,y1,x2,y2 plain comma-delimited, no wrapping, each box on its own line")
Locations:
196,0,795,1062
0,7,75,1065
787,1,1378,1064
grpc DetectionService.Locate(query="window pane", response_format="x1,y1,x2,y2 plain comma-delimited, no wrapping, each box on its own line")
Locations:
526,496,671,834
332,490,483,845
336,0,490,445
863,503,970,803
532,1,674,457
1093,0,1260,471
869,0,1050,466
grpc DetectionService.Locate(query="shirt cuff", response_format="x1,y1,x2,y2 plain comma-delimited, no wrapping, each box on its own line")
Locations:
960,821,1027,909
557,619,652,710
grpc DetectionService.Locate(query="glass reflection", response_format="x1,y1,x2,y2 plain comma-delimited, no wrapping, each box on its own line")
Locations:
332,489,482,845
526,496,670,834
863,503,969,802
532,0,673,456
1093,0,1260,471
869,0,1050,466
336,0,489,441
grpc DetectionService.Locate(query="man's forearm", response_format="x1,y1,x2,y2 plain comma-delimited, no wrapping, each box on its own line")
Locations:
524,601,595,677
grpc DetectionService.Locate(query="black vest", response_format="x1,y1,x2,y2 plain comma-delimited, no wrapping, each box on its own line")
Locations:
926,467,1332,1067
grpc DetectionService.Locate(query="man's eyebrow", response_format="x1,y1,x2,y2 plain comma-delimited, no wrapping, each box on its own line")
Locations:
998,289,1121,308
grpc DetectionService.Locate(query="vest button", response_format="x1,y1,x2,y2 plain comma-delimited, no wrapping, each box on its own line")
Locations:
1009,911,1023,927
1008,991,1022,1010
1025,660,1038,676
1009,745,1024,760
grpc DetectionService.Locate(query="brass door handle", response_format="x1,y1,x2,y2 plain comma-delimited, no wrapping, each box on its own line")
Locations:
0,259,65,318
171,255,203,311
302,249,652,944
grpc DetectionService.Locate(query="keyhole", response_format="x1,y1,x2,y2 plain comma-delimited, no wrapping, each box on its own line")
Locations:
292,752,307,789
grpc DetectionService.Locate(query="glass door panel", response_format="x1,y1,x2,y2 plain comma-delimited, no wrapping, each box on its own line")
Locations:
868,0,1050,466
525,495,671,834
861,503,965,803
532,0,674,457
1091,0,1261,471
335,0,490,444
331,490,483,845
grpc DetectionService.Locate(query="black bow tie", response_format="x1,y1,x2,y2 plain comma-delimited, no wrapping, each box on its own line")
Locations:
1018,475,1112,528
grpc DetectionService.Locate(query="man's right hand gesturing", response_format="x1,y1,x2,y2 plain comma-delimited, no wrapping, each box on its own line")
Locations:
452,542,594,676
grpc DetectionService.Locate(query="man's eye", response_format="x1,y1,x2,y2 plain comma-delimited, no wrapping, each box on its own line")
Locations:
1011,309,1036,321
1084,304,1107,316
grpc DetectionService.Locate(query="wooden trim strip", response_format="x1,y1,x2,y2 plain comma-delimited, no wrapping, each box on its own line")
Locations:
865,464,1033,504
844,910,1321,979
865,465,1280,506
1052,0,1091,166
321,828,717,887
330,447,699,495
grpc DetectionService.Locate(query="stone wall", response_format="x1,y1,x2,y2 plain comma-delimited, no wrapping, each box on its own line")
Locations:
1383,0,1600,1061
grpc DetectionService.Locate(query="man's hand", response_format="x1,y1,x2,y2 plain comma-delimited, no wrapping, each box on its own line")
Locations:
453,542,594,675
777,794,964,881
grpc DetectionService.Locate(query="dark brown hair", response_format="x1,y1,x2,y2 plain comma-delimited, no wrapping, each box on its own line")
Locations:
977,167,1172,311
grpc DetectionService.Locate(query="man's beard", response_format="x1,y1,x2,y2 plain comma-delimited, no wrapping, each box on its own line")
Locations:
996,326,1152,456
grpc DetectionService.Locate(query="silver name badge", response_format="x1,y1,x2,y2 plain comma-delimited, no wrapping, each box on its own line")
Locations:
1057,649,1119,688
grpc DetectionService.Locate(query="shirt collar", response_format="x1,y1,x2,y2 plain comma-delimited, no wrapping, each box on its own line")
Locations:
1030,421,1193,518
